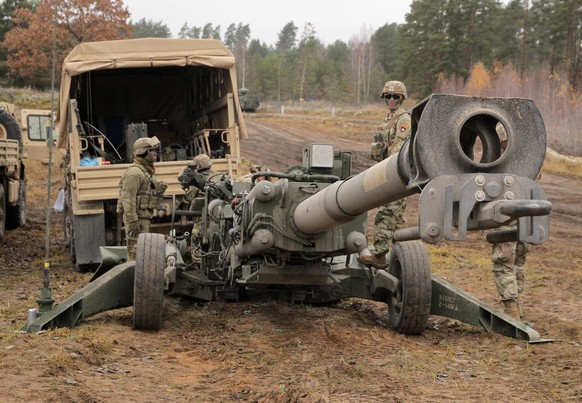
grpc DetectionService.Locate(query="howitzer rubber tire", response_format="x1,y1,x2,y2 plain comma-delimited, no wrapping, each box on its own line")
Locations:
133,233,166,330
387,241,431,335
6,178,26,230
0,184,6,242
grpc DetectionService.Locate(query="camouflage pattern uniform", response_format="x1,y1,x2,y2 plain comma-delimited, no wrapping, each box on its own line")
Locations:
371,107,411,257
359,81,411,269
491,225,529,319
117,137,166,260
492,223,528,294
177,154,217,263
491,168,540,320
239,164,269,183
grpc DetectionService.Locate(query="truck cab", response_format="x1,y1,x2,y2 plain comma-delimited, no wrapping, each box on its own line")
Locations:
20,109,54,162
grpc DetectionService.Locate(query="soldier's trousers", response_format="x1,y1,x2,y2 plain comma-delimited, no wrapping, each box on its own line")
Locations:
126,218,151,261
372,199,406,256
491,240,529,301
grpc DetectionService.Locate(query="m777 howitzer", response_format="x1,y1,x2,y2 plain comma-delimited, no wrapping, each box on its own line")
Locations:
25,94,552,342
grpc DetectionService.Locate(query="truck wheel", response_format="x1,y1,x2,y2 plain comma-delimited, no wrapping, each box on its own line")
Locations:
387,241,432,335
0,184,5,242
6,178,26,230
0,109,22,150
133,233,166,330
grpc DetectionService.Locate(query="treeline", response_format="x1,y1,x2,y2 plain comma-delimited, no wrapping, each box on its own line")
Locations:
177,0,582,103
1,0,580,101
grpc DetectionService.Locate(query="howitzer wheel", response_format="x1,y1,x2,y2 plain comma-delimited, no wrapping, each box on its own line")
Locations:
387,241,431,335
134,233,166,330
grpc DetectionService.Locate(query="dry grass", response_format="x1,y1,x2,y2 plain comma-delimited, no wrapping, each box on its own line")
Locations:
1,86,53,109
542,158,582,178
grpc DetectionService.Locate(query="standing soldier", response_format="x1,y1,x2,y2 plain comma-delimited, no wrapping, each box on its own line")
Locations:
491,233,530,320
490,148,540,321
358,81,411,269
117,136,167,260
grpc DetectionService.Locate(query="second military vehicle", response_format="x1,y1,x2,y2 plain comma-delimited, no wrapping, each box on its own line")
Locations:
0,104,26,241
238,88,260,112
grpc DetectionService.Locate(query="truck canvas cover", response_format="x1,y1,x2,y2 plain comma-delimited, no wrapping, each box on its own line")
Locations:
56,38,248,150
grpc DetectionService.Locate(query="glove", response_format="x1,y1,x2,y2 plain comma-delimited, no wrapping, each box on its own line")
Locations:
154,180,168,195
371,142,387,162
155,204,168,218
127,221,140,239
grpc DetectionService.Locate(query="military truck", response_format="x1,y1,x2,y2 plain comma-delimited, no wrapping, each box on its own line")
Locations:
56,38,249,270
0,104,26,241
238,88,260,112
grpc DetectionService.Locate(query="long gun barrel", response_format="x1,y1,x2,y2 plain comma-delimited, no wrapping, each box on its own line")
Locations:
294,94,550,244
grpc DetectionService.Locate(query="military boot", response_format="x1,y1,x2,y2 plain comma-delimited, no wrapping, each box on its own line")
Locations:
517,298,525,319
358,254,388,269
502,299,520,320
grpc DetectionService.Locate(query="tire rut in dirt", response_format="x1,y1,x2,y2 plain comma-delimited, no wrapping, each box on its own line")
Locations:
133,233,166,330
387,240,432,335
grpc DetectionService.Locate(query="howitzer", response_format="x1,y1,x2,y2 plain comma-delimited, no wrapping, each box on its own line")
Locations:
25,94,552,342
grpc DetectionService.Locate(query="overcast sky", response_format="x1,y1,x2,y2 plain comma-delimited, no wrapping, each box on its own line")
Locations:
123,0,413,45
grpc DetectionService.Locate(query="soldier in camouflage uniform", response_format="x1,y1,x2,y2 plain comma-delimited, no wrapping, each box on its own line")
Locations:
117,136,167,260
491,231,529,320
178,153,217,204
177,153,217,263
358,81,411,269
491,166,540,320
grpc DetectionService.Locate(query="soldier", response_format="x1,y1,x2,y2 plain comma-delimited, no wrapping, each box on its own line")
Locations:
491,144,540,320
358,81,411,269
491,233,530,320
117,136,167,260
178,153,216,205
239,164,270,183
177,153,217,263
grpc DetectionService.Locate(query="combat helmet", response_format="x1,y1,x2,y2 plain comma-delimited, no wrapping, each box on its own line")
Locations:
133,136,160,155
193,153,212,171
381,81,407,100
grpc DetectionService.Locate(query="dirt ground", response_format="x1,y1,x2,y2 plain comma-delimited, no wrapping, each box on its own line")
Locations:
1,112,582,402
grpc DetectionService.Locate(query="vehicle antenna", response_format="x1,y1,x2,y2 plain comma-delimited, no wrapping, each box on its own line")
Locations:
36,3,60,316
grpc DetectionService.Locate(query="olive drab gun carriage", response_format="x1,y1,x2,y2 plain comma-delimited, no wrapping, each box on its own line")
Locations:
26,94,552,342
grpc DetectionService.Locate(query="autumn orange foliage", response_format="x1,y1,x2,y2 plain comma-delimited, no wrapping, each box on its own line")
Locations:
435,61,582,157
3,0,131,87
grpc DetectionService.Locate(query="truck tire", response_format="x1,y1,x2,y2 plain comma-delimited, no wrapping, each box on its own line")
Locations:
6,178,26,230
0,184,5,242
387,241,432,335
0,109,22,150
133,233,165,330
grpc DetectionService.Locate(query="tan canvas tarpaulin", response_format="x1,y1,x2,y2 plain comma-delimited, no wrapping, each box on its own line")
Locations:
57,38,248,149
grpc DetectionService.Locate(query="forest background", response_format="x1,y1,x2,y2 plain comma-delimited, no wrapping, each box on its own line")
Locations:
0,0,580,156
